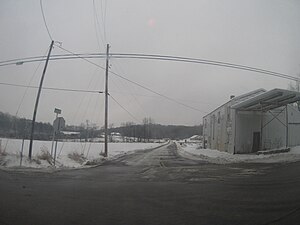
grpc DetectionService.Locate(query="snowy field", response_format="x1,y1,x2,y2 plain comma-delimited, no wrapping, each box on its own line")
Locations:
0,138,163,168
177,142,300,164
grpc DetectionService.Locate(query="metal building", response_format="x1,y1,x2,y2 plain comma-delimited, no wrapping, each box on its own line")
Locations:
203,88,300,154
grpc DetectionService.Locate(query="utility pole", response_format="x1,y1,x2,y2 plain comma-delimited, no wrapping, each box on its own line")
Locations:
104,44,110,157
28,40,54,159
86,119,89,142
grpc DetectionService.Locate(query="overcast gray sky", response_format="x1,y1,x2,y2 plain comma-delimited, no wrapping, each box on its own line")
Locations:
0,0,300,126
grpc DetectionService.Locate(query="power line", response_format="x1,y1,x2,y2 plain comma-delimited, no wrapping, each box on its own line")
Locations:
0,53,106,66
79,69,104,125
53,46,205,112
40,0,53,41
15,59,42,116
110,94,141,123
3,46,297,112
93,0,106,48
111,53,298,81
0,54,107,67
109,90,211,105
1,52,298,82
0,82,103,93
54,44,107,70
102,0,108,43
112,61,148,118
109,69,207,113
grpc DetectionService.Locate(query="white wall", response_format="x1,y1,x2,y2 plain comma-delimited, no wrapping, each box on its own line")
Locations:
235,111,261,153
262,108,287,150
203,103,300,154
203,102,234,153
288,105,300,147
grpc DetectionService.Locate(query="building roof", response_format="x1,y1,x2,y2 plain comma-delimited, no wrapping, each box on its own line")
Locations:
203,88,266,117
231,88,300,111
231,88,266,103
61,131,80,135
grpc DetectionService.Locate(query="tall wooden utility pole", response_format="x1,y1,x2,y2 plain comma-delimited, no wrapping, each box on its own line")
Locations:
28,40,54,159
104,44,110,157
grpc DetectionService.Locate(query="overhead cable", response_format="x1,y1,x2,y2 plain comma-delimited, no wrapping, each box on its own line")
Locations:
1,53,298,82
0,82,103,93
40,0,53,41
110,95,141,123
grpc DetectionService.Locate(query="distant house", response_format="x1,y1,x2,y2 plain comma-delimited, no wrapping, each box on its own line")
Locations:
189,135,202,141
187,135,202,143
203,88,300,154
61,131,80,139
110,132,123,142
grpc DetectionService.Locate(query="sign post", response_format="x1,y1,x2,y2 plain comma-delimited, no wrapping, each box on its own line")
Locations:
51,108,62,157
53,117,65,166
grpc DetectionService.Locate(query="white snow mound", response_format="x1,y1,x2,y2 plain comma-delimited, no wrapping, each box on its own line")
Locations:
177,143,300,164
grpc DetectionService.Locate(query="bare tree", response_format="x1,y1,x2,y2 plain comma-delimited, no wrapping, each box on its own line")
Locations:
288,73,300,92
288,73,300,110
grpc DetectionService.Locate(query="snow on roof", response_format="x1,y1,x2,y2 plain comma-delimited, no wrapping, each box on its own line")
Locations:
231,88,266,103
231,88,300,111
203,88,266,117
189,135,201,140
61,131,80,135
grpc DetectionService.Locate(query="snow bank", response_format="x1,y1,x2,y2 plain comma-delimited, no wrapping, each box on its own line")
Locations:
0,138,163,169
177,143,300,164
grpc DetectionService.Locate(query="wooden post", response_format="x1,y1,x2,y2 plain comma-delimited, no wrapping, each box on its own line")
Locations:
260,105,263,151
286,105,289,148
51,112,58,157
28,40,54,159
104,44,110,157
20,139,24,166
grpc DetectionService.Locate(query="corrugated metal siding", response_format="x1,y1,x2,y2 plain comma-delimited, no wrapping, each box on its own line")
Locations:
203,102,232,152
288,105,300,147
262,108,287,150
235,111,261,153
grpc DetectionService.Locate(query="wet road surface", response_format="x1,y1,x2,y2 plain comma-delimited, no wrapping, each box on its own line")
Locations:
0,142,300,225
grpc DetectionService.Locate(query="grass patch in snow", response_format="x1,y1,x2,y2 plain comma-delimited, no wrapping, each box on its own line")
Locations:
0,143,7,156
68,151,87,164
36,146,52,165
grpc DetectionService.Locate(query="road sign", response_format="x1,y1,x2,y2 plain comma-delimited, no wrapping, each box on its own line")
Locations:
54,108,62,114
53,117,65,133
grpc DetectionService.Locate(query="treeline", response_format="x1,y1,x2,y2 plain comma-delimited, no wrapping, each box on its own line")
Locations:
0,112,52,140
110,121,203,141
0,112,202,141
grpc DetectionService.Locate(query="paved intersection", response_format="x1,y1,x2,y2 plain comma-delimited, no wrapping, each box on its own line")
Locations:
0,142,299,225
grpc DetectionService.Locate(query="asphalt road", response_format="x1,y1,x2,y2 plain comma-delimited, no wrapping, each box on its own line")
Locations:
0,142,300,225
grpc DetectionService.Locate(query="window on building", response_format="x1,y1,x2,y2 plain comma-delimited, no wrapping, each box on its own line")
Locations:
217,111,220,124
227,107,231,120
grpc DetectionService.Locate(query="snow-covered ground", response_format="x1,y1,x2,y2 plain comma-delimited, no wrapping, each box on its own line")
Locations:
0,138,163,169
177,142,300,164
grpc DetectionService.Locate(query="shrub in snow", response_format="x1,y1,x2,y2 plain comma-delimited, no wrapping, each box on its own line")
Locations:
0,156,7,166
37,146,52,165
196,145,203,150
31,158,42,165
84,157,105,166
99,151,106,157
0,143,7,156
68,152,87,164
